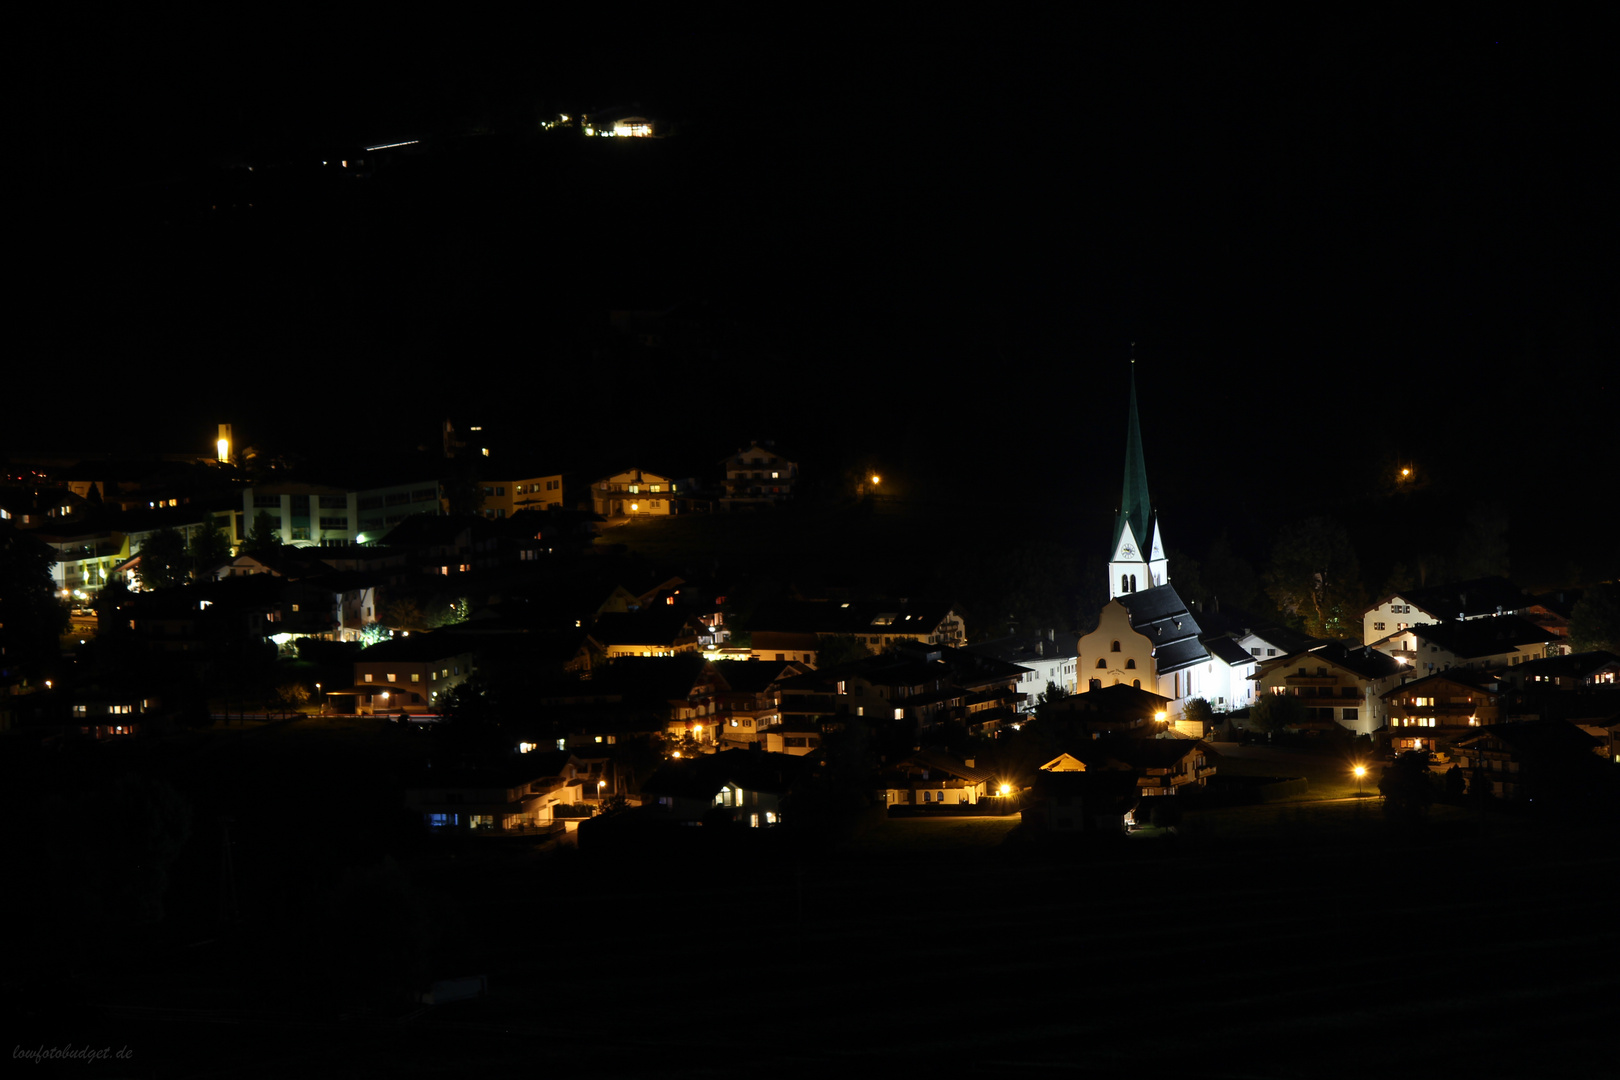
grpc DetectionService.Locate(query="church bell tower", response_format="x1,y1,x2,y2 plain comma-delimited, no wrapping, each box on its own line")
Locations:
1108,359,1168,599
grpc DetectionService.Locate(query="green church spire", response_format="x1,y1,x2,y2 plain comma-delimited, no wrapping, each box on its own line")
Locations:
1113,357,1154,555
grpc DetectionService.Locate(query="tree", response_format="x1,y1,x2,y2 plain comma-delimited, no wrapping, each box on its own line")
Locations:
273,682,311,716
1265,517,1365,640
135,527,188,590
1182,696,1216,731
241,511,284,559
1038,681,1071,706
0,523,68,678
1378,751,1434,825
1568,583,1620,654
1452,502,1511,581
815,634,873,668
1249,691,1307,735
1202,530,1260,611
382,597,426,631
187,518,234,576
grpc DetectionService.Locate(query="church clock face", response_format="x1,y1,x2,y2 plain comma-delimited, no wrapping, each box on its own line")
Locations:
1122,544,1136,558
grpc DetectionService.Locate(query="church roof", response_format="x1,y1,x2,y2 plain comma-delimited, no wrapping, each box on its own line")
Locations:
1112,361,1156,556
1118,584,1210,674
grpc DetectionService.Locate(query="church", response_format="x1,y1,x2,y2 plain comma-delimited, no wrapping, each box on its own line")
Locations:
1077,362,1212,722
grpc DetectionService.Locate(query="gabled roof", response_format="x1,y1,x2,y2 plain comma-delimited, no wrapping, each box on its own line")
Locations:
1258,641,1404,682
890,750,996,785
1406,615,1555,659
1203,636,1256,668
1118,584,1209,673
1510,650,1620,680
962,631,1080,665
711,659,801,693
1381,668,1501,700
1365,576,1527,620
641,748,809,799
355,631,474,663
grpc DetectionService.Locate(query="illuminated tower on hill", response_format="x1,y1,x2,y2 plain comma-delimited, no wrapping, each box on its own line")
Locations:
1108,359,1168,599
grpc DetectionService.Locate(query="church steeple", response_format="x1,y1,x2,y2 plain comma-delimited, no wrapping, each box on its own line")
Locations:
1109,355,1168,598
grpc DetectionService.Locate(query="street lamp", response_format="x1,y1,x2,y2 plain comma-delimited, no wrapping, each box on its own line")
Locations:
1354,764,1367,798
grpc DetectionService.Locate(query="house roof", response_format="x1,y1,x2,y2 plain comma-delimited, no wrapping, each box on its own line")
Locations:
355,632,474,663
1259,641,1404,682
1381,669,1501,700
962,631,1081,665
1117,584,1209,674
891,750,997,785
1203,636,1256,668
1407,615,1555,659
640,748,809,799
1365,576,1526,620
1509,650,1620,680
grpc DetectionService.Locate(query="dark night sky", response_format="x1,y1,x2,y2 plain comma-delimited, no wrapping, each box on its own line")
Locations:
14,15,1611,576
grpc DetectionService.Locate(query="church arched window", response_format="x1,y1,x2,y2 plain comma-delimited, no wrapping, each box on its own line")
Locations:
1130,574,1138,592
1133,679,1141,688
1090,679,1102,691
1095,658,1106,669
1121,575,1130,593
1126,659,1136,669
1111,641,1121,653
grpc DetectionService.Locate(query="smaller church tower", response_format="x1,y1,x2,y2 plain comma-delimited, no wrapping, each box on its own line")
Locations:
1108,359,1168,599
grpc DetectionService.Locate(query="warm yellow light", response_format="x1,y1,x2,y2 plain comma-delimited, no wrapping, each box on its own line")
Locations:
1155,711,1167,722
870,475,880,485
630,503,639,512
1354,765,1367,778
217,438,229,461
999,783,1011,796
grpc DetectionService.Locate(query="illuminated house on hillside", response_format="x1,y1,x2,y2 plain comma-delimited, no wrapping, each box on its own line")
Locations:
719,442,798,510
591,469,677,518
241,480,442,546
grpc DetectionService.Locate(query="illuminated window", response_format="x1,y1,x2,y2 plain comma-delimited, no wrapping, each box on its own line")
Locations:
364,674,373,682
411,673,420,683
387,673,396,682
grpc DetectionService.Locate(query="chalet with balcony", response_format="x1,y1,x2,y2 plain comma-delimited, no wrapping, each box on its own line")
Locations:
591,469,677,518
1450,721,1604,803
1252,642,1405,735
1381,670,1502,755
719,442,798,510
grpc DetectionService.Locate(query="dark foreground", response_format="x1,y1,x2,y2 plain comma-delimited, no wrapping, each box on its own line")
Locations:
14,812,1615,1079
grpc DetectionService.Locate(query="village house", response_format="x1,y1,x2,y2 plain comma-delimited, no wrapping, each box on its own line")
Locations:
1381,669,1502,755
1251,641,1405,736
879,751,998,809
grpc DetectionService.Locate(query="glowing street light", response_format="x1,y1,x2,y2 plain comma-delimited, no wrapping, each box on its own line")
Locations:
1354,764,1367,798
